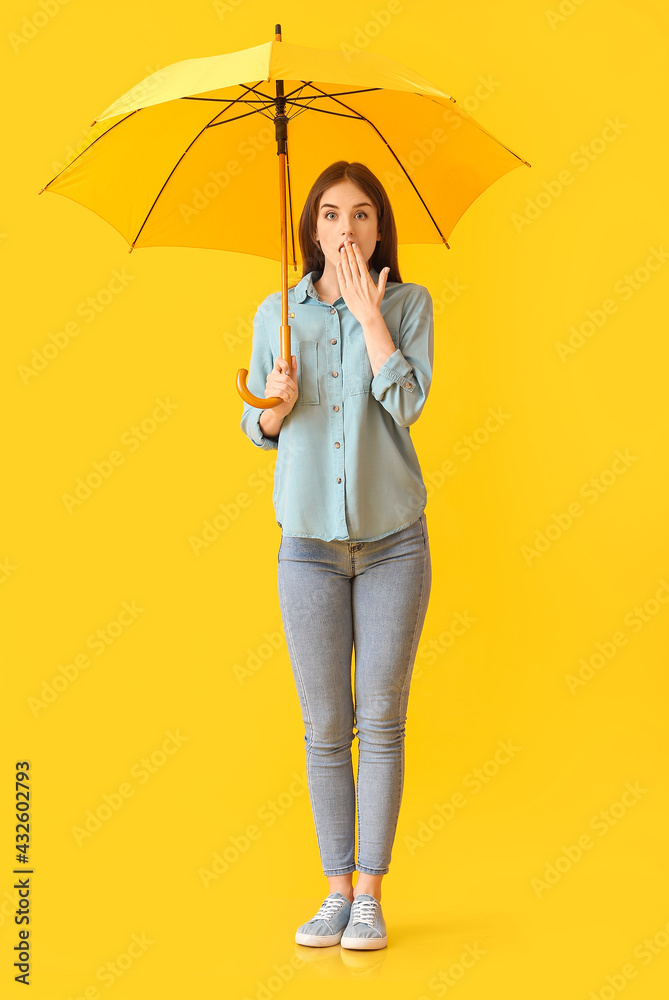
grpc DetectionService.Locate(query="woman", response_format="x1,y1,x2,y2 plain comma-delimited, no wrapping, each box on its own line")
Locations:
240,160,434,950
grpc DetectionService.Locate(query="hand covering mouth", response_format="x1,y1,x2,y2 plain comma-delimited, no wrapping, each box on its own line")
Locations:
338,241,349,252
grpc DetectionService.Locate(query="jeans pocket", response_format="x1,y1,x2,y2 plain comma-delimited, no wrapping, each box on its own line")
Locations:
295,340,319,405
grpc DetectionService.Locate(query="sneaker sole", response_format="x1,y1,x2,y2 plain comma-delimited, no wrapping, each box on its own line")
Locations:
340,934,388,950
295,929,344,947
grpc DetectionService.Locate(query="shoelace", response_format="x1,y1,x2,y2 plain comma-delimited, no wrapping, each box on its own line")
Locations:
314,895,346,922
350,896,379,926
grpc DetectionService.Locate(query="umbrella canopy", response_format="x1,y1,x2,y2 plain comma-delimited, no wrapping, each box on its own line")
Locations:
40,36,530,269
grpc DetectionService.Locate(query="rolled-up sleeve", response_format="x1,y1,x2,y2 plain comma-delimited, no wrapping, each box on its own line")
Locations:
240,305,279,450
371,284,434,427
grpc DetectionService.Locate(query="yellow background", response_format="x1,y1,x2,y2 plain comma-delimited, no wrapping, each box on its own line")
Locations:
2,0,669,996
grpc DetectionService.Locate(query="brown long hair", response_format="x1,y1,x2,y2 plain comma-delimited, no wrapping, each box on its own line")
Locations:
298,161,403,283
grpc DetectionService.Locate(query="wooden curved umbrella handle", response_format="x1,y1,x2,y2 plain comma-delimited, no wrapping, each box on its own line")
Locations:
236,316,292,408
236,368,283,409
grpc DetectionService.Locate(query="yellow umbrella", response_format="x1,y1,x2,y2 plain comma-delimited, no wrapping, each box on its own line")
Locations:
39,24,530,408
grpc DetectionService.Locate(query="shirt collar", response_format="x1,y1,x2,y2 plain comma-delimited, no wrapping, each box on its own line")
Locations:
293,266,381,304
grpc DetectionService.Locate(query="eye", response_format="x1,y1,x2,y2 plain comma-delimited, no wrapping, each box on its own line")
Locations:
323,211,368,220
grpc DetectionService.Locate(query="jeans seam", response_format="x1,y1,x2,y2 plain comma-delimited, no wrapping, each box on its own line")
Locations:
277,556,328,870
386,534,430,868
354,531,430,874
355,739,361,871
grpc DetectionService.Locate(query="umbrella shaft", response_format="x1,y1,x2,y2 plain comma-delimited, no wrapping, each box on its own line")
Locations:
278,147,291,363
275,22,291,362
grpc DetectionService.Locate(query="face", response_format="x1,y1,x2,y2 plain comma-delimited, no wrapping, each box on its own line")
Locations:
313,179,381,272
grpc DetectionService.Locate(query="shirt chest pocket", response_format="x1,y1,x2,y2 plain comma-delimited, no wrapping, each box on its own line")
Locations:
348,325,401,396
295,340,319,405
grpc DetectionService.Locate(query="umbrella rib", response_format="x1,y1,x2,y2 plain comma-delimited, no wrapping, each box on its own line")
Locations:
185,94,276,112
208,108,276,127
41,111,141,190
420,94,531,166
302,83,449,245
130,83,269,248
288,86,383,101
283,81,313,100
282,104,367,120
279,81,317,121
196,81,277,124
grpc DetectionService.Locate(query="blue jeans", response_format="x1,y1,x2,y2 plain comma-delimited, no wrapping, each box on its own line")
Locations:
277,511,431,876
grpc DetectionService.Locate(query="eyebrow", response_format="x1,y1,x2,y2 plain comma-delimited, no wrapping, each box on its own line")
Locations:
320,202,372,209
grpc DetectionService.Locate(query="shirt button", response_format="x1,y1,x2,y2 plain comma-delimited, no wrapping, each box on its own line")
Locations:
405,381,413,388
333,405,339,412
332,371,338,377
330,307,336,314
330,338,337,345
334,441,340,448
336,477,342,484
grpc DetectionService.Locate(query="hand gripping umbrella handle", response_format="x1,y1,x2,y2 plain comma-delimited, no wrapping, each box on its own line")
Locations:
236,323,292,408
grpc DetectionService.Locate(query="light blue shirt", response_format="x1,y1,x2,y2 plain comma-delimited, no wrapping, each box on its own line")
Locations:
240,266,434,541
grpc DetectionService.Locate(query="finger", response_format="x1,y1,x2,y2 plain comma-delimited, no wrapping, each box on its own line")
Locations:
270,373,295,393
336,259,346,288
349,243,362,279
266,385,289,401
338,250,352,285
270,369,297,391
275,375,297,394
351,242,364,275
